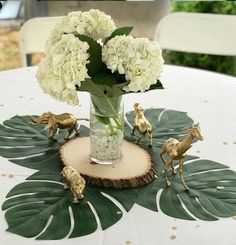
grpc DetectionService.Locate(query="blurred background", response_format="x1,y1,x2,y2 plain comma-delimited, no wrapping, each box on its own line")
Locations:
0,0,235,76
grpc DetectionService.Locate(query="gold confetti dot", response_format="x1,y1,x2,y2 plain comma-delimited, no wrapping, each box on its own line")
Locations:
170,235,176,240
196,150,200,153
223,142,228,145
233,142,236,145
8,174,14,178
125,240,132,244
0,104,4,107
1,173,6,177
30,97,34,100
117,211,122,215
196,225,200,228
172,226,177,230
204,100,208,103
18,96,23,99
232,216,236,220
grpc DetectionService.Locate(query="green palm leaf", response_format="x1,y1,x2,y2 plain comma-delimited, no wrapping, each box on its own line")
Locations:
2,182,124,239
1,109,236,240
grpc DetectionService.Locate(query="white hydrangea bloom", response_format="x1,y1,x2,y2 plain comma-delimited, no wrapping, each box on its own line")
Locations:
45,25,64,53
46,9,116,51
37,34,90,105
102,35,164,92
102,35,134,74
82,9,116,41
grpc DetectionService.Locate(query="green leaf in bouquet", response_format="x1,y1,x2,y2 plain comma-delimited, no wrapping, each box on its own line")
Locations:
77,76,128,98
92,73,130,96
91,93,122,117
104,27,133,45
92,73,117,86
76,34,105,76
148,80,164,91
122,80,164,96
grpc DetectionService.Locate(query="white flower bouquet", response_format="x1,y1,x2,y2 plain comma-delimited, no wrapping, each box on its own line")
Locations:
37,9,164,105
36,9,164,164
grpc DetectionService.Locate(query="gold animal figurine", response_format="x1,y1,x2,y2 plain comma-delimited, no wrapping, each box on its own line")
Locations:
131,103,153,147
61,166,86,203
29,112,89,141
160,123,203,191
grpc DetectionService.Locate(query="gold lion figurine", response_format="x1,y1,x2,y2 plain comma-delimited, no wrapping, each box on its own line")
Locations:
131,103,153,147
160,123,203,191
61,166,86,203
29,112,88,141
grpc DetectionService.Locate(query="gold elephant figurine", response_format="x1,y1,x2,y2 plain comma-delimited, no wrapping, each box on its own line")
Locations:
29,112,89,141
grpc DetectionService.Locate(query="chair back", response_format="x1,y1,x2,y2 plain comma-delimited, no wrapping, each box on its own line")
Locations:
155,12,236,56
20,16,62,66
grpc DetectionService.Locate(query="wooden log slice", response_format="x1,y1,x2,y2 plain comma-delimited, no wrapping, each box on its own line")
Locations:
60,137,157,188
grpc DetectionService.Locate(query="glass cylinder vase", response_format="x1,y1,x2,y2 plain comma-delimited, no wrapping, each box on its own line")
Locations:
90,94,124,165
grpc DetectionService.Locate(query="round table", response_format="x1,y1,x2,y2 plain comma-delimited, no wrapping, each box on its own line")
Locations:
0,65,236,245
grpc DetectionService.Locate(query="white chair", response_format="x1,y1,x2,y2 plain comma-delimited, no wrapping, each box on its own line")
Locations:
19,16,62,66
155,12,236,56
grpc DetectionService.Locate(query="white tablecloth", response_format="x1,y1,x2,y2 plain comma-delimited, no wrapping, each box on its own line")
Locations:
0,65,236,245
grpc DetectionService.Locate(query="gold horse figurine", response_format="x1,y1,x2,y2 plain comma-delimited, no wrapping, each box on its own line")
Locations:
160,123,203,191
29,112,89,141
131,103,153,147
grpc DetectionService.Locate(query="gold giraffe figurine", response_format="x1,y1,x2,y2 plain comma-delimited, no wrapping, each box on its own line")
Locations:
61,166,86,203
29,112,89,141
160,123,203,191
131,103,153,147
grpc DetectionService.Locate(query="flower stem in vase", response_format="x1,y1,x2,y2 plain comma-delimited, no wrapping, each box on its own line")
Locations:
90,94,124,165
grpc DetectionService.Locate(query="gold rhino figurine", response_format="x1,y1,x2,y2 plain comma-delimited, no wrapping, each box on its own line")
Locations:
61,166,86,203
29,112,88,141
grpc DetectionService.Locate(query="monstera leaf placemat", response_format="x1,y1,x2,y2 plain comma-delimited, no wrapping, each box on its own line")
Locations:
1,109,236,240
